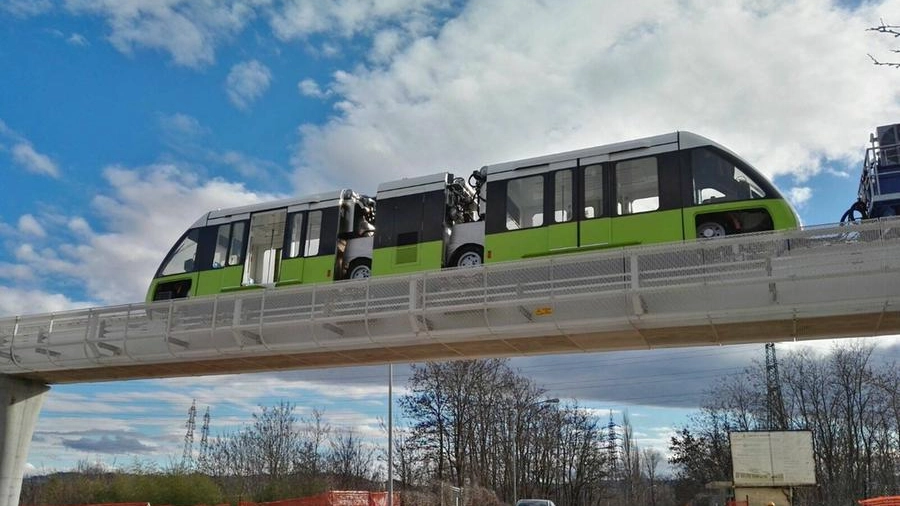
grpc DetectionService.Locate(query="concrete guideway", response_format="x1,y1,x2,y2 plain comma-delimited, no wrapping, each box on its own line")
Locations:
3,219,900,384
2,218,900,505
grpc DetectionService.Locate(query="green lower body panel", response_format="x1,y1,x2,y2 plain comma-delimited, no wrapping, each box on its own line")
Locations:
485,223,577,263
372,240,443,275
196,265,243,296
611,209,684,246
276,255,335,284
301,255,336,283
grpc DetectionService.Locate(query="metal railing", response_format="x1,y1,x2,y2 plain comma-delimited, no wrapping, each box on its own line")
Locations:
2,218,900,379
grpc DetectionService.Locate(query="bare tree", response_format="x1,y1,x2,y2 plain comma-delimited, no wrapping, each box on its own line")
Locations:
205,402,325,501
328,428,377,488
621,411,642,505
673,342,900,506
400,359,613,506
868,19,900,68
295,408,330,477
642,448,663,506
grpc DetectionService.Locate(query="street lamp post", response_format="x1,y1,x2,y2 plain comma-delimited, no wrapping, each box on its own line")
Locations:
512,398,559,505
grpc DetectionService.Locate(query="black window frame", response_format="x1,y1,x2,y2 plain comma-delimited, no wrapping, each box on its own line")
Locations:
374,190,446,249
551,168,575,224
579,162,607,220
610,152,682,217
682,146,778,206
228,221,248,266
194,221,250,272
485,169,580,234
283,211,307,260
314,207,339,257
155,228,202,278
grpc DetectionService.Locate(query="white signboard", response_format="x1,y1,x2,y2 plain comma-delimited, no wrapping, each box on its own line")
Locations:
730,431,816,486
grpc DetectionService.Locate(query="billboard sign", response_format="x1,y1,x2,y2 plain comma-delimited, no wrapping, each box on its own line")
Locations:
730,431,816,486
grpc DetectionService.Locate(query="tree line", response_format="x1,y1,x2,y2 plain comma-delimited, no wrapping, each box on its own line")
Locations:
670,341,900,506
24,341,900,506
22,358,671,506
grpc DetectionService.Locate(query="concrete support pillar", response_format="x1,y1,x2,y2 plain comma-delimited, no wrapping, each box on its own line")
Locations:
0,376,48,506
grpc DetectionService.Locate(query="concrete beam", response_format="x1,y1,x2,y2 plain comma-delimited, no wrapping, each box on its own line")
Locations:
0,376,48,506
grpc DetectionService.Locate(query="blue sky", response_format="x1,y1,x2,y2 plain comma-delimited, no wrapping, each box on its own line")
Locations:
3,0,900,475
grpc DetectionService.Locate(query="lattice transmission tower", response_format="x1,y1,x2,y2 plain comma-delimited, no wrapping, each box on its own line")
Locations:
198,406,210,471
182,399,197,468
765,343,788,430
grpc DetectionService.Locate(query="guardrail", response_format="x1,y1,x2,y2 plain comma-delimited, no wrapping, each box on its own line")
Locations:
2,218,899,381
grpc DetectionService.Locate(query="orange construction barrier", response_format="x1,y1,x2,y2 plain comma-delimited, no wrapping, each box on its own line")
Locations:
859,497,900,506
44,491,399,506
244,491,400,506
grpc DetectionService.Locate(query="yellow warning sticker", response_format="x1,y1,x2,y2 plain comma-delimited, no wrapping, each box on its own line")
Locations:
534,307,553,317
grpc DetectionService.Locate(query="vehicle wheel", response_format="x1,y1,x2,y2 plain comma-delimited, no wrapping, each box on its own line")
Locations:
697,221,727,239
452,245,483,267
347,258,371,279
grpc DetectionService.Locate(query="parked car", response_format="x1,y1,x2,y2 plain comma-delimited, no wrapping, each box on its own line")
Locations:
516,500,556,506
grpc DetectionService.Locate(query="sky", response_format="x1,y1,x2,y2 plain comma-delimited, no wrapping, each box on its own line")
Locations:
2,0,900,476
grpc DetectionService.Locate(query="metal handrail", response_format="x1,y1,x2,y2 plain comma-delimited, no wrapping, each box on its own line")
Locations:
2,218,900,379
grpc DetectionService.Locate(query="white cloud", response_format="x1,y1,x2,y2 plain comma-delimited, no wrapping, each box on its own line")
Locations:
156,113,287,184
225,60,273,110
268,0,443,41
159,112,209,140
298,78,329,98
17,214,46,237
67,33,88,46
10,143,60,178
788,186,813,207
371,29,403,63
1,0,52,17
1,165,278,308
0,262,34,282
289,0,900,194
68,217,92,235
64,0,259,68
0,287,90,316
0,120,61,177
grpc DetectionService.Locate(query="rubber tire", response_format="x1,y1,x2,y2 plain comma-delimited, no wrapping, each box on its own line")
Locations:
451,245,484,267
697,221,727,239
347,258,372,279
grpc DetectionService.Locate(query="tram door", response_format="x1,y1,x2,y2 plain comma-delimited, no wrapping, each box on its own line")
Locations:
243,210,286,285
578,162,612,249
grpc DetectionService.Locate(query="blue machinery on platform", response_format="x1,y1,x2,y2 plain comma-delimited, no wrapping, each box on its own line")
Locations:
2,219,900,504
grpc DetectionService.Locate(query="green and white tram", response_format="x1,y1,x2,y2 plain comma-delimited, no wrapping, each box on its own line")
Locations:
478,131,797,263
147,131,798,302
148,190,375,301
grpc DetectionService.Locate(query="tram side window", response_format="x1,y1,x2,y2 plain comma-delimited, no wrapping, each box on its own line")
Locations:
616,157,660,215
692,148,767,205
506,175,544,230
305,210,322,257
554,170,573,223
229,222,246,265
213,225,230,268
583,164,603,219
286,213,304,258
160,229,200,276
212,222,247,268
